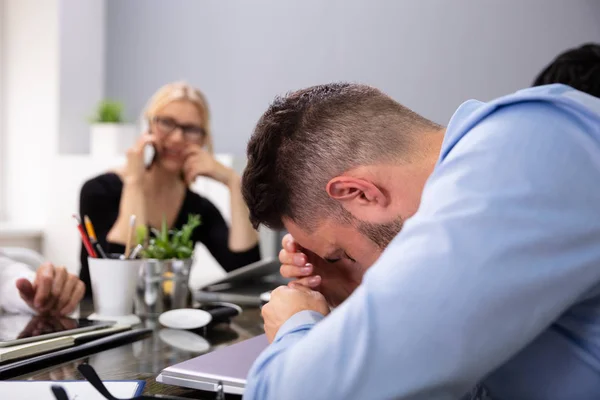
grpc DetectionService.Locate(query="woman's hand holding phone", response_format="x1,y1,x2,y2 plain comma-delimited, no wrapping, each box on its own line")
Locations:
124,133,157,184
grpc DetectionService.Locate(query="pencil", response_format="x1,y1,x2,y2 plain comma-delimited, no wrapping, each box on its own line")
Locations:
84,215,107,258
83,215,97,241
125,214,136,258
73,214,97,258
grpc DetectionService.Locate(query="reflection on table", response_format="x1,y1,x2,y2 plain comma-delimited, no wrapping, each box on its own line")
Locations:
11,303,264,399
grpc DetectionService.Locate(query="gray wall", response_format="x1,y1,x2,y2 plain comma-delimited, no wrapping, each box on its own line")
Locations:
106,0,600,155
59,0,105,154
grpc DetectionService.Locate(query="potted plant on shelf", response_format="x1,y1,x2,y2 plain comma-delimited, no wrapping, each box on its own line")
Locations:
89,99,136,156
134,214,201,317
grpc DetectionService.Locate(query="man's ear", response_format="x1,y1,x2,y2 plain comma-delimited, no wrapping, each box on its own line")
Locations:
326,176,389,218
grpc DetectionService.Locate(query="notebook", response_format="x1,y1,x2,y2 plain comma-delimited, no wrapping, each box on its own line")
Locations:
0,325,131,363
156,334,269,395
0,380,144,399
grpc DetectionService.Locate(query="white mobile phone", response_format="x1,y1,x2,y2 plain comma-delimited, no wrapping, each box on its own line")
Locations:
143,143,157,169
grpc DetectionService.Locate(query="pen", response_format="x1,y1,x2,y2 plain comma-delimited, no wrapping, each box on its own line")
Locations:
84,215,107,259
73,214,97,258
124,214,136,258
129,243,143,259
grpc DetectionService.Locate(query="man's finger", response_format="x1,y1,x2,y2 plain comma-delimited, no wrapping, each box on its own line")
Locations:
33,263,55,309
269,285,290,299
289,275,322,288
278,249,307,266
288,278,319,290
56,275,77,312
282,234,297,252
16,278,35,302
60,281,85,316
51,266,67,299
280,263,313,279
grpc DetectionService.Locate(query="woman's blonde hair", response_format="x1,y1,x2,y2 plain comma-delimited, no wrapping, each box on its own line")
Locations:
144,81,213,152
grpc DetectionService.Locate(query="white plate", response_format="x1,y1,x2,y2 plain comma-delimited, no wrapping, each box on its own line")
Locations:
159,329,210,353
158,308,212,330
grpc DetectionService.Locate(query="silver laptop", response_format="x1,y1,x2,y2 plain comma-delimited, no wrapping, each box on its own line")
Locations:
156,334,269,395
202,258,280,288
193,258,286,306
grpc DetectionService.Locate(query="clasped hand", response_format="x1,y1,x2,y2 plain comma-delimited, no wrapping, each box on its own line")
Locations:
262,284,330,343
262,234,364,342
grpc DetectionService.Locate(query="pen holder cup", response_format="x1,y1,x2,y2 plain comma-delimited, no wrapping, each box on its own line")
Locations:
134,258,193,318
88,257,144,319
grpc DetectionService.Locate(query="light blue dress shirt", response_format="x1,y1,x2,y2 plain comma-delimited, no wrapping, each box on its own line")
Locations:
244,84,600,400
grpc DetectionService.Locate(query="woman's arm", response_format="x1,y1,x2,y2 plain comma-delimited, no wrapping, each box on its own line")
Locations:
106,138,151,245
106,177,147,245
192,195,260,272
225,173,259,251
182,146,259,252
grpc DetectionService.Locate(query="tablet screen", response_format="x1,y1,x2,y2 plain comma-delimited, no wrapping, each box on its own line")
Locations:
0,315,110,343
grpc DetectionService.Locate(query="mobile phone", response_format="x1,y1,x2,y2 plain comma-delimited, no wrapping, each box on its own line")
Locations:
143,143,157,169
143,127,158,169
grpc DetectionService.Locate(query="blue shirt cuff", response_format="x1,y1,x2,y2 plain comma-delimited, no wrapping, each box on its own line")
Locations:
274,310,325,342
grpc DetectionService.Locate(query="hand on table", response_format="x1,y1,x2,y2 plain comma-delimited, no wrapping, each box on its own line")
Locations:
278,234,363,307
262,284,330,343
16,262,85,316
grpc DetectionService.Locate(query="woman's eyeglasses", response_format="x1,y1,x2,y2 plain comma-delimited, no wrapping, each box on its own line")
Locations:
51,363,225,400
152,116,206,142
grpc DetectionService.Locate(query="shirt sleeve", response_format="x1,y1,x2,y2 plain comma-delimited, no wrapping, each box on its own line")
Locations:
0,257,36,314
244,101,600,399
192,197,261,272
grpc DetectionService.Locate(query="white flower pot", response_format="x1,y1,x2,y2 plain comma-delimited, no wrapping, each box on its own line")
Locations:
90,123,137,157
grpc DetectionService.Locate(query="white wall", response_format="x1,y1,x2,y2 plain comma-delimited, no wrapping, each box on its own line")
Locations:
58,0,106,154
3,0,59,224
0,0,6,220
104,0,600,156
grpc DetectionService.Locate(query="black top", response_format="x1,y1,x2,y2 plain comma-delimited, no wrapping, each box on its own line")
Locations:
79,172,261,298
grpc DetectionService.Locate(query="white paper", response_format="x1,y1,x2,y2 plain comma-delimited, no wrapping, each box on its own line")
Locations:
0,381,142,400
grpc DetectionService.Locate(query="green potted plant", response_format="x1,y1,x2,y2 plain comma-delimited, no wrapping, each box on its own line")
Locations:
89,99,136,156
134,214,201,316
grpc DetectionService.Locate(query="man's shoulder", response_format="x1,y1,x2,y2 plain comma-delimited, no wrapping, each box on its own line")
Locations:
440,85,600,163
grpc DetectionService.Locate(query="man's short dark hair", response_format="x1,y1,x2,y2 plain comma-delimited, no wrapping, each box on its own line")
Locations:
242,82,440,231
533,43,600,97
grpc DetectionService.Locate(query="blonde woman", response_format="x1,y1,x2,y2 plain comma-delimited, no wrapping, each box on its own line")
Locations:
79,82,260,298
